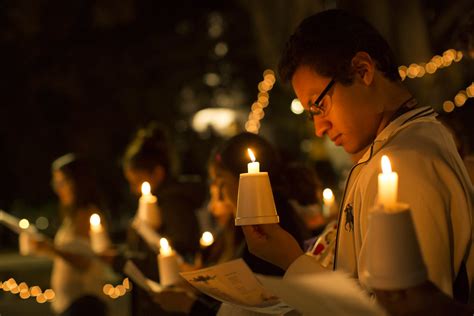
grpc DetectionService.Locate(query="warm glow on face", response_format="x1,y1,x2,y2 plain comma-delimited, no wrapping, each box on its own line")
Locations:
19,219,30,230
323,188,334,201
141,182,151,195
381,155,392,174
247,148,256,162
90,213,101,226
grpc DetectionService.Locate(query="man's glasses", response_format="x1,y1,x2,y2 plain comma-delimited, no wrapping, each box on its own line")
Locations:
307,79,336,120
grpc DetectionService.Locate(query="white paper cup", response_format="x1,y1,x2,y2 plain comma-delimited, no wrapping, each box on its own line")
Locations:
138,197,161,228
158,253,181,287
362,204,427,290
235,172,279,226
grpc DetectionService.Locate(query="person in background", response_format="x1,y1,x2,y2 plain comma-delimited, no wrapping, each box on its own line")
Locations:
122,122,204,316
151,132,311,315
283,162,333,235
33,153,109,316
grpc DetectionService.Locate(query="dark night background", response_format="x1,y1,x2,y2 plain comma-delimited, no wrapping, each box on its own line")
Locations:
0,0,473,244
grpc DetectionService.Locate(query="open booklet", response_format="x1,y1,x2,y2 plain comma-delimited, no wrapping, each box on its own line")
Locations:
257,272,386,316
179,258,386,316
179,259,293,315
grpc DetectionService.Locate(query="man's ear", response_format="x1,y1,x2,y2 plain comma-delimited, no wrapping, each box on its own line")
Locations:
351,51,375,86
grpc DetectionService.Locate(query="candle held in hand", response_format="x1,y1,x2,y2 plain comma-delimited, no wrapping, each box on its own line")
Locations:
137,181,160,227
247,148,260,173
141,182,151,197
377,155,398,209
199,231,214,247
322,188,335,217
158,237,180,286
90,213,103,232
89,213,109,252
159,237,173,256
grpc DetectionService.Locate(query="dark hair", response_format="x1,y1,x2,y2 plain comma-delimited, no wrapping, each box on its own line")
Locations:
52,153,102,215
210,132,282,180
123,122,172,174
278,9,400,84
282,163,322,205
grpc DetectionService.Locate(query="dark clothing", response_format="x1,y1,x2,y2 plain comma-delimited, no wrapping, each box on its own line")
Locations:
127,178,205,316
58,295,107,316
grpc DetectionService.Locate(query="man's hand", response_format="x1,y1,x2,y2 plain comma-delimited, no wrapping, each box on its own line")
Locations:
242,224,304,270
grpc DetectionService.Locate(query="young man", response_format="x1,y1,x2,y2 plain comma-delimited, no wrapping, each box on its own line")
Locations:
242,9,474,307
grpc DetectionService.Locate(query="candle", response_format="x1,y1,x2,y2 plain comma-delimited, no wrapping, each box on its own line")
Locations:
159,237,173,256
247,148,260,173
89,213,109,253
158,238,181,287
141,181,152,198
377,155,398,209
235,148,279,226
90,213,103,232
137,181,160,227
199,231,214,247
322,188,335,217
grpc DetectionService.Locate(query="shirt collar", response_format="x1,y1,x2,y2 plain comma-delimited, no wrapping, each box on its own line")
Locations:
358,104,437,163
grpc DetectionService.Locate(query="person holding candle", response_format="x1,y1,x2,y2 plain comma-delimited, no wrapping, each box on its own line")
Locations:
121,122,204,316
241,9,474,314
32,154,110,316
151,132,311,315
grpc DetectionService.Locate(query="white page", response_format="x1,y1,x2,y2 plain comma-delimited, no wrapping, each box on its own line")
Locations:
180,259,293,315
257,272,387,316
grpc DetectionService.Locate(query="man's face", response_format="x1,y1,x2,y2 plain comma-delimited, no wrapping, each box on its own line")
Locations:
291,65,382,154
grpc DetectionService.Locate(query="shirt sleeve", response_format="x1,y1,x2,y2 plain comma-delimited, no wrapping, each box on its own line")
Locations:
284,254,331,280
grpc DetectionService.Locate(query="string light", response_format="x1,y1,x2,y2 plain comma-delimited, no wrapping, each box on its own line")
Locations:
103,278,132,299
0,278,55,303
442,82,474,113
399,49,463,81
245,69,276,134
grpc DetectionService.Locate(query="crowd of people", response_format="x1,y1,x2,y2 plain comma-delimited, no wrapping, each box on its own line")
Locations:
9,8,474,316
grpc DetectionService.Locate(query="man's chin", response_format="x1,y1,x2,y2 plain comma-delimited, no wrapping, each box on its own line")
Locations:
345,143,370,159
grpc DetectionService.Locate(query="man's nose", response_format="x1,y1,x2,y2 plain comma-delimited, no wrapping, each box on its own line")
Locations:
313,116,331,138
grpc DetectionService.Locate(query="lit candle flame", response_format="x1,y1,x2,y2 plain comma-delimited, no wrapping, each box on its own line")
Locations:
322,188,334,201
19,219,30,230
160,237,173,256
247,148,256,162
200,231,214,247
141,182,151,195
90,213,101,227
381,155,392,174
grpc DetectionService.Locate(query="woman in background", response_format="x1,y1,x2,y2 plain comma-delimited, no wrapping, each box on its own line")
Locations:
35,153,109,316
